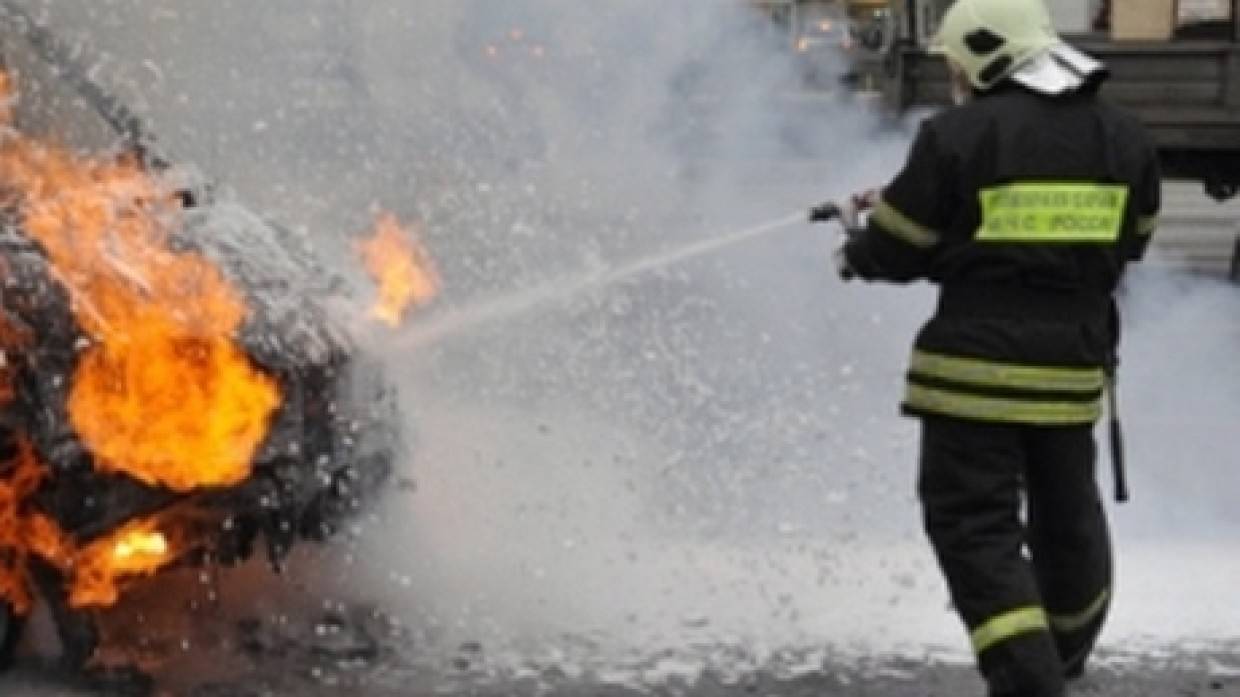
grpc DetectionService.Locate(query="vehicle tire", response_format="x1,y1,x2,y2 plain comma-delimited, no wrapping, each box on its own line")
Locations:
0,600,25,670
29,560,97,670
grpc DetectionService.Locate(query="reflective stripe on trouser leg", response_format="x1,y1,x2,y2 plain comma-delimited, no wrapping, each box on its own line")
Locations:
1049,587,1110,634
1050,587,1112,677
971,606,1051,654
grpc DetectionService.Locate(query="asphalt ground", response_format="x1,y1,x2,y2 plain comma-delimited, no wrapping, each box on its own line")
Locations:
6,641,1240,696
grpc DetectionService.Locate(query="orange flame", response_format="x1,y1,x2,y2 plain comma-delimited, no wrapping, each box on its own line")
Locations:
0,71,14,125
70,519,174,608
0,68,278,611
357,213,439,327
0,439,47,613
0,261,45,613
24,508,179,610
0,131,280,493
0,441,176,611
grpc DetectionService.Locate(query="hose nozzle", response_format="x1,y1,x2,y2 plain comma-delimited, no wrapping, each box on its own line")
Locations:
808,202,842,223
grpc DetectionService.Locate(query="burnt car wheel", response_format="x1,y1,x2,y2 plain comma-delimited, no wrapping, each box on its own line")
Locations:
0,601,24,670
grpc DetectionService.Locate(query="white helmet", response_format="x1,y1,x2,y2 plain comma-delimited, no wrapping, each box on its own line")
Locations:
932,0,1105,95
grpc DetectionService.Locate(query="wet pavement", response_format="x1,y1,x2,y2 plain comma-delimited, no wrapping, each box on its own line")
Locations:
8,645,1240,696
2,566,1239,697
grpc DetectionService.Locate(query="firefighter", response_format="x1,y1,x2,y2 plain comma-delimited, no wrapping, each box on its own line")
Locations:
812,0,1160,694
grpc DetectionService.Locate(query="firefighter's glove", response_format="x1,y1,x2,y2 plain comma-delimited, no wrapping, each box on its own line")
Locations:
841,189,878,231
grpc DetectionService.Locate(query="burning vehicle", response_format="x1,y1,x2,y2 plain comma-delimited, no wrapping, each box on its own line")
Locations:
0,2,432,682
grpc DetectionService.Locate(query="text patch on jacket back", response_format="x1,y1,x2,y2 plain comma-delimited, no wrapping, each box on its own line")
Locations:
976,183,1129,243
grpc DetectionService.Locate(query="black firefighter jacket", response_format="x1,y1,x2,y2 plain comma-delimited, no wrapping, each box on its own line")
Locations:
843,83,1161,426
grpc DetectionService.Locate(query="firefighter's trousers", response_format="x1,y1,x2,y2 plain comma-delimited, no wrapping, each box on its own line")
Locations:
918,415,1112,697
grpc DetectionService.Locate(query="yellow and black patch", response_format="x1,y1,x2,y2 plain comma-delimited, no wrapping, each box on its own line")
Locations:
976,183,1129,243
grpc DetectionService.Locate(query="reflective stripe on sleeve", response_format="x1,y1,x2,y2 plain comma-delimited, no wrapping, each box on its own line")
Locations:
904,384,1102,425
909,351,1105,393
971,606,1050,654
871,199,941,248
1049,588,1111,634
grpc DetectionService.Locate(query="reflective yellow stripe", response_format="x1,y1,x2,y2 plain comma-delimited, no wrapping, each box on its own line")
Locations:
977,183,1129,243
872,199,940,248
905,384,1101,425
1050,588,1110,633
971,606,1050,654
1137,215,1158,236
910,351,1104,393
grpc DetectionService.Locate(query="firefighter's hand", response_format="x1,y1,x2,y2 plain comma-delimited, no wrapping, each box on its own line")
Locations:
851,189,879,209
841,189,878,230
